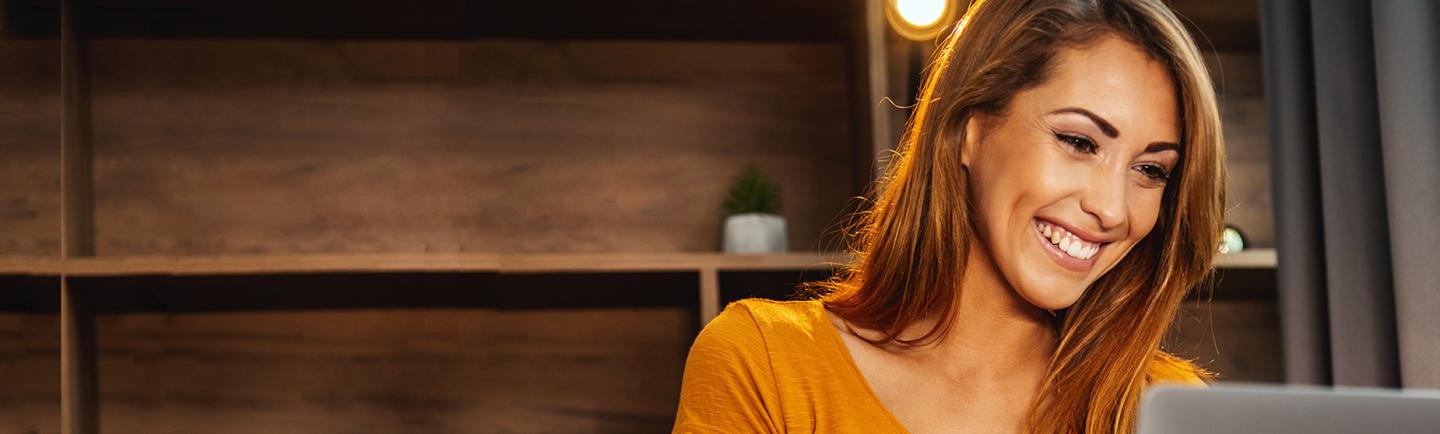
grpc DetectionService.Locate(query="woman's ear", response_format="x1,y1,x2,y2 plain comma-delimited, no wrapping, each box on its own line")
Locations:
960,114,984,168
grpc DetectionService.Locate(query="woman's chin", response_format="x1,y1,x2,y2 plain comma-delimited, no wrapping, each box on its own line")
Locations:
1015,280,1087,312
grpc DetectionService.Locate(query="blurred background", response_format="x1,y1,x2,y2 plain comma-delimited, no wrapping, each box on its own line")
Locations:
1,0,1435,433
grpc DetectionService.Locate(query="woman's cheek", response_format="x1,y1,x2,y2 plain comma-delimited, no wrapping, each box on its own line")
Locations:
1128,189,1165,239
1034,153,1091,195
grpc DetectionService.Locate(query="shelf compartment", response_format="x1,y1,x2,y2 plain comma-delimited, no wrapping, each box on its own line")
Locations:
0,274,60,313
89,304,692,433
67,271,699,314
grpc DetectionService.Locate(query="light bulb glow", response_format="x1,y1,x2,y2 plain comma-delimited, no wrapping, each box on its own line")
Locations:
895,0,947,28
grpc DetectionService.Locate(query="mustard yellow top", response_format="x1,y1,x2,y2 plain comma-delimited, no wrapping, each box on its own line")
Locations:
673,298,1206,433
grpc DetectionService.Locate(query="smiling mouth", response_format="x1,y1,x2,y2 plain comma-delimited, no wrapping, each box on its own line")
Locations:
1032,219,1105,271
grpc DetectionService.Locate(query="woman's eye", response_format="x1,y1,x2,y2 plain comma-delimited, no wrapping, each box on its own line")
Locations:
1136,163,1170,182
1056,133,1097,154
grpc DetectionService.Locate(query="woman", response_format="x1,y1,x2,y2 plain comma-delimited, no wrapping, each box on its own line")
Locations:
675,0,1225,432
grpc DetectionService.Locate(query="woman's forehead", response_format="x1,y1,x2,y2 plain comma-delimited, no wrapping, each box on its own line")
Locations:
1024,36,1182,146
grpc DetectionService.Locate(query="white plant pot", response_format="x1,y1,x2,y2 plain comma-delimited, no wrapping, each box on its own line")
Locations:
723,213,788,253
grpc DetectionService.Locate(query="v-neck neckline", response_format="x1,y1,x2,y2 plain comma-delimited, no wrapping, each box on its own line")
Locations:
811,301,913,434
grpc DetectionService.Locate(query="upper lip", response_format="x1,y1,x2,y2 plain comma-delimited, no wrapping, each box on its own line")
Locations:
1035,217,1117,244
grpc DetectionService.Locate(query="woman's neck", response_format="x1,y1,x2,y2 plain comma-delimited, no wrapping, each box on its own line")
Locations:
889,242,1058,385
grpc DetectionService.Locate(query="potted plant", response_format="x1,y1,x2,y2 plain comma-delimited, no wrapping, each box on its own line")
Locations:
721,166,787,253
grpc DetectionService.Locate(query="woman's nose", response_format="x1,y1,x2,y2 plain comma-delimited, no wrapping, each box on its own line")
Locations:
1080,168,1128,230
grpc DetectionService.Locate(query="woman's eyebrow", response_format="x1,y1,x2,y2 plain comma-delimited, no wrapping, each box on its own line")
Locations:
1145,142,1180,154
1047,107,1119,138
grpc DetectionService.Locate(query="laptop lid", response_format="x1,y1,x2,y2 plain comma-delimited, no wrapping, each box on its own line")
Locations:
1138,383,1440,434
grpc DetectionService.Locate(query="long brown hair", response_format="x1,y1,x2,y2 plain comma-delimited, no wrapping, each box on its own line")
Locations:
809,0,1226,432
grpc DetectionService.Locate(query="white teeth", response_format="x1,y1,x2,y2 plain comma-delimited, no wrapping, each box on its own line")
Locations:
1037,220,1102,261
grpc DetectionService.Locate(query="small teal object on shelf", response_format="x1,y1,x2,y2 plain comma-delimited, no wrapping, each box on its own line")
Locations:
1219,224,1246,254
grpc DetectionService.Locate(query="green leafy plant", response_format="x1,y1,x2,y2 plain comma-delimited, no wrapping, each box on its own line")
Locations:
722,166,782,215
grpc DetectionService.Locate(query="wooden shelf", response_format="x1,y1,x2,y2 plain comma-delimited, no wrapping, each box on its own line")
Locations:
60,251,850,325
0,256,63,275
60,251,850,276
1215,248,1277,269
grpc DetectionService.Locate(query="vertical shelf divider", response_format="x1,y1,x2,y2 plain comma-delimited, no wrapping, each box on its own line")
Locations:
863,0,893,180
700,266,720,326
60,0,99,432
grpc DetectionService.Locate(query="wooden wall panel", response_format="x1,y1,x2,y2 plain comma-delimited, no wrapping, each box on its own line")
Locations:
88,40,856,255
0,40,62,257
1210,52,1274,248
0,313,61,434
1167,300,1284,383
95,308,691,434
1171,0,1262,53
0,38,61,434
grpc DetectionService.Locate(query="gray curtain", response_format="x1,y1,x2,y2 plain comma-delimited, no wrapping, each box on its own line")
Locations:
1261,0,1440,389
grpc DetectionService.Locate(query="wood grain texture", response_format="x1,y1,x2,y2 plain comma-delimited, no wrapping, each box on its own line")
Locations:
0,313,61,434
1171,0,1262,52
1209,52,1274,248
0,257,63,274
0,40,62,257
87,39,857,256
71,0,857,42
94,308,691,434
0,37,63,434
1167,300,1284,383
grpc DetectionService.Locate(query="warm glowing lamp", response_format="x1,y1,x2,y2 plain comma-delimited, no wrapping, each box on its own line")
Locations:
897,0,946,27
885,0,959,41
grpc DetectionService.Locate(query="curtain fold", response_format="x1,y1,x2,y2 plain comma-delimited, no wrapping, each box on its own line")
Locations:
1260,0,1330,386
1371,0,1440,389
1260,0,1439,389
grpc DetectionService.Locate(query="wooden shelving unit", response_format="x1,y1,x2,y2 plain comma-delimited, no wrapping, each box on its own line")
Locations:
31,0,1281,432
62,251,851,325
49,1,879,432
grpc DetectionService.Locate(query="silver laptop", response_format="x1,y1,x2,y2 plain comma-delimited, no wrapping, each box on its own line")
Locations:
1139,383,1440,433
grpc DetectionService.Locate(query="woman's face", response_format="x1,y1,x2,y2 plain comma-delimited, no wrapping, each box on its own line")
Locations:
962,35,1181,311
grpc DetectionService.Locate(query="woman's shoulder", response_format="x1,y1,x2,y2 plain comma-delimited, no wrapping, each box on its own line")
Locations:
701,298,828,346
1147,351,1213,386
678,299,826,432
677,298,832,405
720,297,825,324
686,298,835,369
